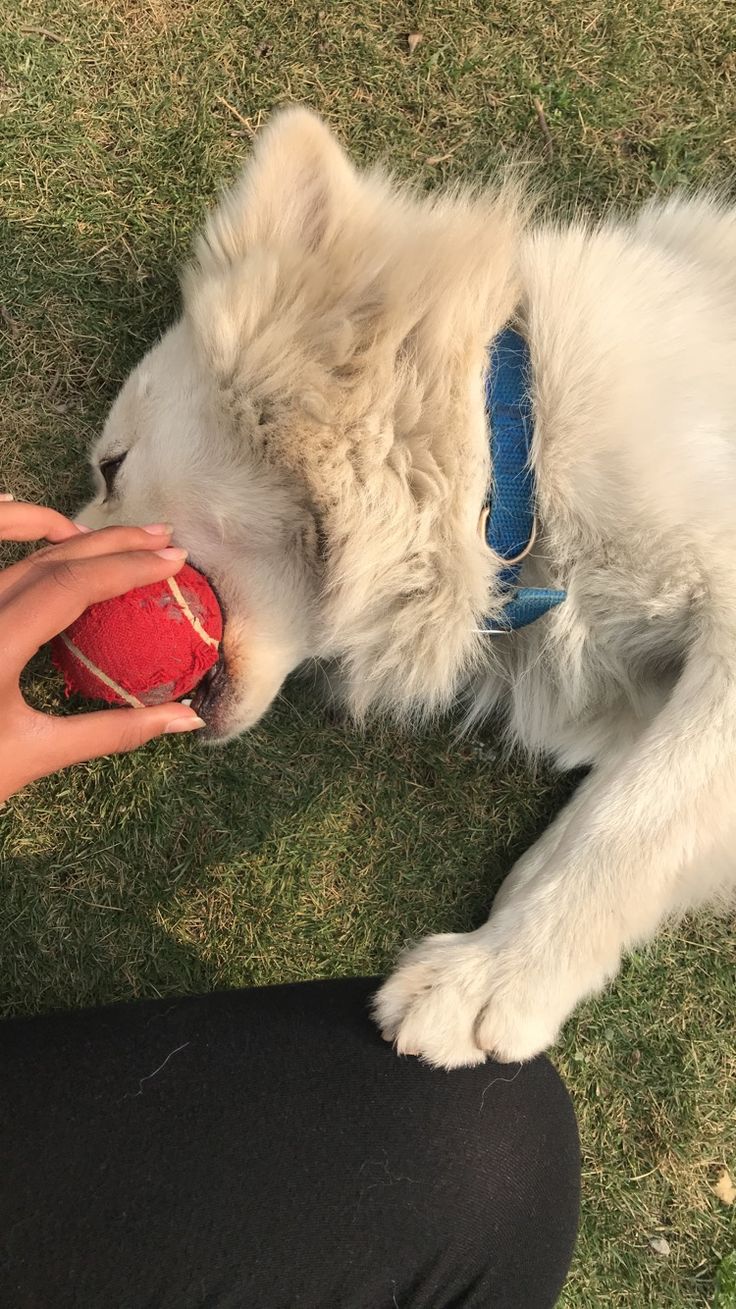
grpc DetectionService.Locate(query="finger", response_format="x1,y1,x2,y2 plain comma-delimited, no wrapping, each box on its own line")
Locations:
0,522,174,597
0,501,85,545
33,523,173,559
2,702,205,800
0,547,189,675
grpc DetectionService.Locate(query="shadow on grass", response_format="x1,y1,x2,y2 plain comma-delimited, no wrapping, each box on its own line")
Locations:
2,670,580,1019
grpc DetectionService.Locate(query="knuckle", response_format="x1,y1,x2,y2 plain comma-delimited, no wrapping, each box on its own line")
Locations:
49,558,85,593
101,525,141,545
28,542,57,562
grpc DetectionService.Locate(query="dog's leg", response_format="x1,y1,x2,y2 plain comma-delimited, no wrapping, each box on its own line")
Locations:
491,708,646,911
374,636,736,1067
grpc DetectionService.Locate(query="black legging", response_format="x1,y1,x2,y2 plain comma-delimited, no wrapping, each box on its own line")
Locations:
0,977,580,1308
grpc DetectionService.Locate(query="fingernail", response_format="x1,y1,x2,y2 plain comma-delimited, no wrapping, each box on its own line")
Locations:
142,523,173,535
155,546,188,560
76,524,92,533
165,716,206,734
0,493,14,502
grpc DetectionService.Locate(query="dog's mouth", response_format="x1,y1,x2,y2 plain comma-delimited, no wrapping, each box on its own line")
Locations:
182,559,235,735
190,655,233,734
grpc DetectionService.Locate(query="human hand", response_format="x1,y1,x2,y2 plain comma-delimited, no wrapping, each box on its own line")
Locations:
0,494,204,803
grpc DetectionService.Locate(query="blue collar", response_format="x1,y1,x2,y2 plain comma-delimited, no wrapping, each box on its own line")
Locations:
481,326,566,633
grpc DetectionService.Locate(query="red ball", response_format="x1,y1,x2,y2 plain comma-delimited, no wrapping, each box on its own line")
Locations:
51,563,223,708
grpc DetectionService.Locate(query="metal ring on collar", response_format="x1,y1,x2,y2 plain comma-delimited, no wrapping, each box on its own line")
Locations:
478,508,537,565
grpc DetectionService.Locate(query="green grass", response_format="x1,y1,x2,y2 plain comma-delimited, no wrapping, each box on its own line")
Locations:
1,0,735,1302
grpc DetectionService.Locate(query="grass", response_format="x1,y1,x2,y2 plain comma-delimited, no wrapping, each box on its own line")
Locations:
1,0,735,1302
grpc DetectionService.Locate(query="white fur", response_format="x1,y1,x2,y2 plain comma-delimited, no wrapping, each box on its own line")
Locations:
80,108,736,1066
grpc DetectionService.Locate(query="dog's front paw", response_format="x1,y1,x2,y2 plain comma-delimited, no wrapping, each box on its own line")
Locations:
373,929,581,1068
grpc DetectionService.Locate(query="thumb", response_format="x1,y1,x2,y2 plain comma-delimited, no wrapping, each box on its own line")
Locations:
29,703,206,776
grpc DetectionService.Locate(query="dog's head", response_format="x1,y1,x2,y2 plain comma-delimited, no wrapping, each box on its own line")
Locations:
80,108,520,738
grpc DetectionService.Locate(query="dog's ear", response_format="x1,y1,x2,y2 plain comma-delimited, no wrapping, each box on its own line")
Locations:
196,106,358,265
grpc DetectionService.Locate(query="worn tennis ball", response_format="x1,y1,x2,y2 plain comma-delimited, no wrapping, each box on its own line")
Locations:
51,563,223,707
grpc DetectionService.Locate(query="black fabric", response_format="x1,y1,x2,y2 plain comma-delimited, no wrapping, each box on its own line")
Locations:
0,977,580,1308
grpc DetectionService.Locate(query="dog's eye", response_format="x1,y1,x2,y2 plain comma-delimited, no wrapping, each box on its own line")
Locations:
99,452,128,499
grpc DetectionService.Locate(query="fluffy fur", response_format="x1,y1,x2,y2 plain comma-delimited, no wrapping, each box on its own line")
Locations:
80,107,736,1066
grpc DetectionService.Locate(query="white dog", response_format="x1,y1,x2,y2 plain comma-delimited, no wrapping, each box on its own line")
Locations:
80,107,736,1068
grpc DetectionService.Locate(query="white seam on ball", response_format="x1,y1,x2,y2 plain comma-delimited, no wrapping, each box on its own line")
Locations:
57,633,144,709
166,577,220,650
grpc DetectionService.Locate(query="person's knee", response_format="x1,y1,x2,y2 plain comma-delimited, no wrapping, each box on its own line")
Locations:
422,1056,580,1308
